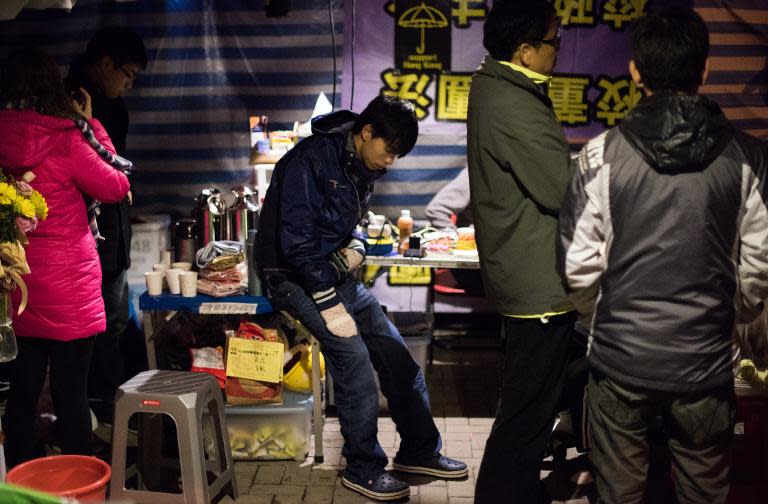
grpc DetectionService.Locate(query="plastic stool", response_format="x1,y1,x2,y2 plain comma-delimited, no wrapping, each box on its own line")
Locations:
110,370,238,503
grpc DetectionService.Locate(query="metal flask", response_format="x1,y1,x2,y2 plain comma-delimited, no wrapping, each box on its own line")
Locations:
194,188,228,246
173,218,198,264
228,186,260,247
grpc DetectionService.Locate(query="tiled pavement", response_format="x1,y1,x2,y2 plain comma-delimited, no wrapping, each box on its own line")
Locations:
220,341,595,504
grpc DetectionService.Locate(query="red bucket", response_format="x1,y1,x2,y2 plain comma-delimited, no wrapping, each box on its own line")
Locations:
5,455,111,501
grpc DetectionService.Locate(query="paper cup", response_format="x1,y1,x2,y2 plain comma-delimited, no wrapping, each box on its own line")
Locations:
179,271,198,297
145,271,164,296
165,268,183,295
161,250,173,266
153,263,169,289
172,261,193,271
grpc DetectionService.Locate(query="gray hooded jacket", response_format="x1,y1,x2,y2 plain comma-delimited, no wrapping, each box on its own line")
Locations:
558,93,768,393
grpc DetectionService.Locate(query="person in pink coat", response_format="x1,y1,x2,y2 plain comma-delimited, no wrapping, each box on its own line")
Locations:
0,47,130,467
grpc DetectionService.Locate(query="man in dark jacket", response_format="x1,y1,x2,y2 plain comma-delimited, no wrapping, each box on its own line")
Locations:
558,8,768,504
255,96,467,502
65,27,147,423
467,3,580,503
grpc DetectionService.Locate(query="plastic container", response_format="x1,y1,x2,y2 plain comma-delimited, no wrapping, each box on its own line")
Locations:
127,214,171,284
397,209,413,254
5,455,111,501
223,390,313,461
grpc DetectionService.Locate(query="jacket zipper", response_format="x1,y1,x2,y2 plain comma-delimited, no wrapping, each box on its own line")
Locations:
343,157,362,222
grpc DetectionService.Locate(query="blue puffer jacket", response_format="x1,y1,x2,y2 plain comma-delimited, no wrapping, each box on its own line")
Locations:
255,110,379,293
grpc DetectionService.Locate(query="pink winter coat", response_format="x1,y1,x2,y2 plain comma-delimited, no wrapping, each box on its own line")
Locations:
0,110,130,341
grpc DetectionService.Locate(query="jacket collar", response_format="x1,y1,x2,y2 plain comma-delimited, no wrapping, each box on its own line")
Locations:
477,56,553,108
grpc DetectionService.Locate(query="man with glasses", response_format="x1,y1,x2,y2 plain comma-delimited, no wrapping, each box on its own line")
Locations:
467,2,579,503
65,27,147,428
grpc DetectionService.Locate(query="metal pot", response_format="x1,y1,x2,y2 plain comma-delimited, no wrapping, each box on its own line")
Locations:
193,188,228,245
228,186,260,248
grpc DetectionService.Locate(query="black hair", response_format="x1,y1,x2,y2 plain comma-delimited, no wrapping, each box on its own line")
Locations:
0,47,81,119
352,95,418,157
84,26,147,69
632,7,709,94
483,0,556,62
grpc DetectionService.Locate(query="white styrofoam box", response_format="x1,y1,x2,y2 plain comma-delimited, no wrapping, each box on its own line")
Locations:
128,214,171,284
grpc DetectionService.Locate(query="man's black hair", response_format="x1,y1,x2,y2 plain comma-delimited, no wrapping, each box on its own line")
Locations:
85,26,148,69
483,0,556,62
632,8,709,94
352,95,418,158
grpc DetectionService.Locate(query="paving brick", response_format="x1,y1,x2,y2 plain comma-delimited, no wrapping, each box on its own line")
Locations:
234,495,274,504
253,464,286,485
248,484,305,496
309,467,339,486
281,463,312,485
419,484,448,503
272,495,302,504
447,479,475,498
470,434,488,450
468,417,494,426
377,431,397,448
446,441,473,459
444,417,469,425
303,485,334,504
445,423,473,433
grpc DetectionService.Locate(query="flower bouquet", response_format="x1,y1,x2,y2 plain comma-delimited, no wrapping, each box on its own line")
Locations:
0,168,48,361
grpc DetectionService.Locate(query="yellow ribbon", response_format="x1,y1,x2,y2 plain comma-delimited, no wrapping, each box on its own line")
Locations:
0,241,30,315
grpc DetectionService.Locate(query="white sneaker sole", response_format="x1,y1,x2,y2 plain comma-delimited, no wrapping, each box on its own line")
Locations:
340,475,410,501
392,462,469,479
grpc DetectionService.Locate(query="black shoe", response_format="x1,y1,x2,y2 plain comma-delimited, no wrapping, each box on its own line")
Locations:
341,471,410,501
393,454,469,479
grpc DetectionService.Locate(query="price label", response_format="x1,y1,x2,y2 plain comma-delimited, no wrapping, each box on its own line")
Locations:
199,303,257,315
226,338,283,383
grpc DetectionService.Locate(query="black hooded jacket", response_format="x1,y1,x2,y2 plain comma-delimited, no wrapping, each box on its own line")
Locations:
254,110,380,293
558,93,768,393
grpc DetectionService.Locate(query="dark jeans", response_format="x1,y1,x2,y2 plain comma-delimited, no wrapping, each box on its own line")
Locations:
3,335,95,468
88,268,129,421
588,371,734,504
475,313,577,504
266,275,442,481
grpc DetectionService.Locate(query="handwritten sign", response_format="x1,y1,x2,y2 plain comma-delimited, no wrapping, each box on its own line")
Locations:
226,338,283,383
199,303,257,315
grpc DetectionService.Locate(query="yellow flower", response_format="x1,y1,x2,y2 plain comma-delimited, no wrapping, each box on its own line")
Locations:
13,197,36,219
0,183,16,205
29,190,48,220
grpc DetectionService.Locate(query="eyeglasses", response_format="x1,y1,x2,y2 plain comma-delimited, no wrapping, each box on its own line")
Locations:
538,35,561,50
118,66,138,81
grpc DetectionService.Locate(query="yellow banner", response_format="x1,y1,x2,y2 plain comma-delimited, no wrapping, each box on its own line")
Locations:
226,338,284,383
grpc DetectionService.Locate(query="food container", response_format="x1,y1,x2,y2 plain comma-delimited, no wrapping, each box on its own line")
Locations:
220,390,312,461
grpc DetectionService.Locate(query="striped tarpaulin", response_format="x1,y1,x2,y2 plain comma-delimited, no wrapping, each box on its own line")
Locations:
0,0,343,216
696,0,768,139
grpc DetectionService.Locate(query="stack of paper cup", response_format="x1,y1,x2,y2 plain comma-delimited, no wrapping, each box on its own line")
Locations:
153,263,169,289
165,268,183,295
172,261,193,272
179,271,198,297
161,250,173,266
145,271,163,296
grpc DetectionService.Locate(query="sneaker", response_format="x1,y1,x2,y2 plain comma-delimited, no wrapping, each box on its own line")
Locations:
393,454,469,479
340,471,410,501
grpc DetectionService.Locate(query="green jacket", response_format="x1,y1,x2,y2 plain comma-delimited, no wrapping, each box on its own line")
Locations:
467,56,573,316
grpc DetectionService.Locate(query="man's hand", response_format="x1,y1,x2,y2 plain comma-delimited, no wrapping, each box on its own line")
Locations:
340,247,364,271
319,303,357,338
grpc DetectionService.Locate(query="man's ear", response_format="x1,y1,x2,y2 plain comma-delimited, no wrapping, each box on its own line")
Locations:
361,124,373,141
629,60,642,87
517,44,533,67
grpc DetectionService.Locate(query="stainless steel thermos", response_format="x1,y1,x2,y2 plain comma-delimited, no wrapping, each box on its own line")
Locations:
193,188,228,245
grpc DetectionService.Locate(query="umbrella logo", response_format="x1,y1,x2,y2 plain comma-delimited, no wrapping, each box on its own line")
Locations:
398,2,449,54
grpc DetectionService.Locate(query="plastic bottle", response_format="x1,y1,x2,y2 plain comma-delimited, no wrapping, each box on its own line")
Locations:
397,209,414,254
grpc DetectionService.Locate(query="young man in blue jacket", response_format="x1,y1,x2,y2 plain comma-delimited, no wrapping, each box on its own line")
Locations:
255,96,467,502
